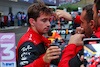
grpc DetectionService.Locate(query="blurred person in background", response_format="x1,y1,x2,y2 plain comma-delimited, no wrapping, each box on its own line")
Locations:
7,13,11,27
21,12,26,26
16,2,62,67
11,13,14,26
0,15,4,28
17,12,22,26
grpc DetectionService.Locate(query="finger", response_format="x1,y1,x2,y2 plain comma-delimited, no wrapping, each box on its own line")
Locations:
55,11,58,18
80,28,84,34
75,27,84,34
56,13,61,20
48,46,59,49
58,14,62,18
80,34,85,38
47,46,61,54
56,11,60,16
55,10,60,13
48,55,60,60
75,27,82,34
47,48,61,53
47,52,61,57
75,30,81,34
55,14,59,20
55,10,59,12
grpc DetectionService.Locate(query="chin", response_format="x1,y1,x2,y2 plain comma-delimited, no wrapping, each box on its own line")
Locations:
42,32,47,34
45,31,48,34
45,30,49,32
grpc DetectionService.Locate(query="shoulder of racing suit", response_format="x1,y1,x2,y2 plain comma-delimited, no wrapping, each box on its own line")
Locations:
91,32,100,38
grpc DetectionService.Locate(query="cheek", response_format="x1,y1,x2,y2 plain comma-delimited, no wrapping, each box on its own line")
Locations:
82,24,86,28
37,22,44,28
94,14,97,22
95,16,98,24
85,26,90,34
83,24,88,31
37,25,43,30
94,15,96,20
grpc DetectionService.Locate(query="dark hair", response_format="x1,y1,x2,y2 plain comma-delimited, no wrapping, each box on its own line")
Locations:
94,0,100,13
27,2,53,26
82,4,93,23
94,0,97,3
96,0,100,13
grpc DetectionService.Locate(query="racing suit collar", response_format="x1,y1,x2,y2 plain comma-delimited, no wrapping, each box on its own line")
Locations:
28,27,50,46
95,27,100,33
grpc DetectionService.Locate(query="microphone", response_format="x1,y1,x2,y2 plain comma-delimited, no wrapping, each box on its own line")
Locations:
74,15,81,24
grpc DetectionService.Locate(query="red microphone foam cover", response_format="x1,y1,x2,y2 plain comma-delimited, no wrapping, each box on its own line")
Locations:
74,15,81,24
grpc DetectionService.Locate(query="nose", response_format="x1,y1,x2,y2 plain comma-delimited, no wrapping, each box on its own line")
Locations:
47,21,51,27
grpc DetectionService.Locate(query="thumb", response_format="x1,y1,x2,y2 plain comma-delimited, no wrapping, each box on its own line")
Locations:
80,28,84,34
80,34,85,38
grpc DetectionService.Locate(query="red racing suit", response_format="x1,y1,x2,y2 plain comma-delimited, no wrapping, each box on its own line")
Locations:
16,27,50,67
58,27,100,67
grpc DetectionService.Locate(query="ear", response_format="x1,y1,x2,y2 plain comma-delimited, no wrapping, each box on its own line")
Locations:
89,20,95,29
29,18,35,26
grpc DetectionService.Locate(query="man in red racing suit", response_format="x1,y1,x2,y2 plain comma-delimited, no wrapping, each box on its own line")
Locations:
16,2,61,67
58,27,100,67
55,4,95,67
56,0,100,66
16,27,51,67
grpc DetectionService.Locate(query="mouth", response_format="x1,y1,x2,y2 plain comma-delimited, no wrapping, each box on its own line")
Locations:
45,28,50,31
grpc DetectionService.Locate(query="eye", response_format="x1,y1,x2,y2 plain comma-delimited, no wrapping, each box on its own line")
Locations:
42,19,47,22
42,18,48,22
